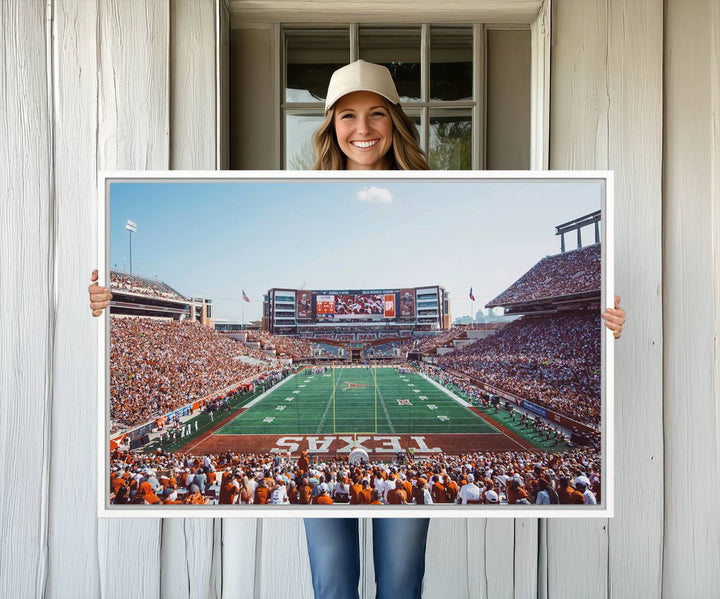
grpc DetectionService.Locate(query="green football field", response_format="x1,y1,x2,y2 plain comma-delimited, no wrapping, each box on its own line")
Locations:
216,367,499,435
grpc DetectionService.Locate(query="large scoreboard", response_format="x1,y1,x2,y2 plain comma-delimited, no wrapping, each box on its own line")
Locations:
264,286,447,332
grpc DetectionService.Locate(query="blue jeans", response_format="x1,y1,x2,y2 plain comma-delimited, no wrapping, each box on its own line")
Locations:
303,518,430,599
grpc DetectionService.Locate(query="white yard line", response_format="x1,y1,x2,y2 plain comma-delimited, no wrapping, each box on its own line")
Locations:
374,373,395,434
316,368,344,434
416,371,473,408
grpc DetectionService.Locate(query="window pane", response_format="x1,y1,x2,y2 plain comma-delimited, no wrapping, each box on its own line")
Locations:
430,27,473,101
359,28,421,102
286,30,349,103
285,112,324,170
486,30,530,169
402,109,423,148
429,109,472,170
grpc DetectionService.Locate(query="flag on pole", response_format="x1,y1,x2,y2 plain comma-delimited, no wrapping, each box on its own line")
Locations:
469,287,475,301
242,290,250,303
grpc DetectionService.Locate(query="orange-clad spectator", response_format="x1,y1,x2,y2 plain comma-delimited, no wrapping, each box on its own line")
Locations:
254,479,270,505
387,485,407,505
298,478,312,505
312,483,333,505
400,476,413,502
507,478,530,505
110,472,126,495
557,476,585,504
287,481,300,504
369,489,383,505
413,476,427,505
185,484,208,505
136,481,162,505
444,475,459,503
219,472,239,505
358,480,373,504
297,451,310,475
349,478,363,505
430,475,446,504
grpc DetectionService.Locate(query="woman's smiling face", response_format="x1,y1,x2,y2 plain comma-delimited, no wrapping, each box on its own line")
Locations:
333,91,394,170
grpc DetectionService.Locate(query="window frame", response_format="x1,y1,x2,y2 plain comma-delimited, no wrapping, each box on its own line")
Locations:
281,23,486,170
266,6,550,171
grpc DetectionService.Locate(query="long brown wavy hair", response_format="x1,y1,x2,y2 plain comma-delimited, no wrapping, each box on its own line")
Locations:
312,99,430,171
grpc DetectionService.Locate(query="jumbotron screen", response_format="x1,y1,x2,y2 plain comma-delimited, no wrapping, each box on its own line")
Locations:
316,293,394,320
292,288,421,321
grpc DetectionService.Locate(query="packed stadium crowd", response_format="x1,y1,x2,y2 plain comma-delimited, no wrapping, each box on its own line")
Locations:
110,318,279,431
109,447,600,507
438,312,601,426
110,271,187,301
408,328,468,353
488,244,601,306
365,341,403,357
247,331,312,360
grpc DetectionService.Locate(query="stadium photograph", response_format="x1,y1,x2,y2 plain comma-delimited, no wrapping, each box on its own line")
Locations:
102,173,610,514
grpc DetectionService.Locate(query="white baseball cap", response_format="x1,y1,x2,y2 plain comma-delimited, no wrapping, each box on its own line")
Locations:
324,60,400,112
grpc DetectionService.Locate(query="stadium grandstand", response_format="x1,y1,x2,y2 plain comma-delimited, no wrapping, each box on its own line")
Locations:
109,270,214,324
438,211,603,443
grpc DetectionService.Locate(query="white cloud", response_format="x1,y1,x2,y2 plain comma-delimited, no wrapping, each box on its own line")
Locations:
356,187,393,204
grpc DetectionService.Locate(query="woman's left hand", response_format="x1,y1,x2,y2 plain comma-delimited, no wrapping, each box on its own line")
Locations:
602,295,625,339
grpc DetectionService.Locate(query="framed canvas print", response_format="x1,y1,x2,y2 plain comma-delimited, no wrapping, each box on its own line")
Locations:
97,171,614,518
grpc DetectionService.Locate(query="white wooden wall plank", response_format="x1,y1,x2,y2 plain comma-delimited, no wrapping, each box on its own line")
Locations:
550,0,609,171
513,519,538,598
605,1,664,597
466,520,517,599
47,1,102,596
547,2,610,596
0,2,52,598
423,519,470,598
161,2,220,598
663,1,720,596
221,519,258,599
170,0,216,170
161,520,218,599
96,1,170,597
96,0,170,172
550,1,666,597
256,519,314,599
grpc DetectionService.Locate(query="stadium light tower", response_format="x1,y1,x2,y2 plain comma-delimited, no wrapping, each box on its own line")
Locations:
126,219,137,274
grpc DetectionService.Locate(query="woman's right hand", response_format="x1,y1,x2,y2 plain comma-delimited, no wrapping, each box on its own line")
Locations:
89,269,112,316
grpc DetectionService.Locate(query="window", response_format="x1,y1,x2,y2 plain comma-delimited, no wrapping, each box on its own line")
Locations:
283,25,480,170
228,21,534,170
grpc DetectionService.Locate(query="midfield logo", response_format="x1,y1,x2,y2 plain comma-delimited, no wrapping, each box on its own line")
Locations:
342,382,370,391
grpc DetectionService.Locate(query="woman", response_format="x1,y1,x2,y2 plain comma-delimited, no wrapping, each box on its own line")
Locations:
89,60,626,599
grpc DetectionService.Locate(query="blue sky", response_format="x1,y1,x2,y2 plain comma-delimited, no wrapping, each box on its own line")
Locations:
109,178,603,322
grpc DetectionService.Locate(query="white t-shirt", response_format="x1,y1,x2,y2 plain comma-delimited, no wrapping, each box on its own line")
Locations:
382,479,396,503
269,486,288,504
458,483,481,504
422,488,433,505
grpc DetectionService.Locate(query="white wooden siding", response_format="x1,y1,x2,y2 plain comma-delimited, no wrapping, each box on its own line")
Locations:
47,0,101,596
1,0,718,597
550,1,665,598
663,1,720,597
95,1,169,597
0,2,52,598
